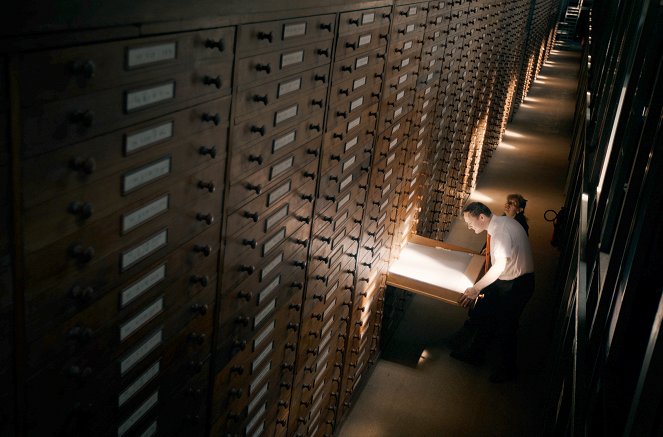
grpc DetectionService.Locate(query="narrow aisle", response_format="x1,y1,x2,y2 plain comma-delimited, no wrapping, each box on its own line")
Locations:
337,41,581,437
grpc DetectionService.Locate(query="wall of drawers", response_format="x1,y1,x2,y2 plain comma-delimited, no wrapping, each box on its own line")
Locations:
0,0,560,435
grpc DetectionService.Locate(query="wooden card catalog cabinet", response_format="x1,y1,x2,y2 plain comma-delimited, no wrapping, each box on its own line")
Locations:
386,235,484,305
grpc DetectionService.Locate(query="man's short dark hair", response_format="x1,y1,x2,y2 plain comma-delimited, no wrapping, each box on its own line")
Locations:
463,202,492,217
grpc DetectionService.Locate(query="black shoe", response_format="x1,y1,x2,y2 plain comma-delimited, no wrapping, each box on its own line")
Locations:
450,349,484,366
489,367,517,383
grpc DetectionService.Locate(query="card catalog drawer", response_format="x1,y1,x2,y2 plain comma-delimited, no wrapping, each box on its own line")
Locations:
387,37,424,64
23,158,223,254
234,64,329,119
237,15,335,57
331,49,386,85
22,61,232,150
338,7,392,35
321,126,374,174
326,83,381,131
231,87,326,146
22,96,230,206
328,65,383,107
334,27,389,60
235,40,333,87
229,115,323,182
325,103,379,149
18,27,235,106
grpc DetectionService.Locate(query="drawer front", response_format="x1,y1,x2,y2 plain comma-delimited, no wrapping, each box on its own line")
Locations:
22,96,229,204
231,87,327,146
334,27,389,60
387,36,424,64
338,7,392,35
234,65,330,119
329,66,383,107
318,158,370,200
235,40,333,87
22,61,232,150
229,115,324,182
237,15,336,57
331,49,386,85
321,125,374,174
325,103,379,148
326,82,381,131
392,2,429,25
24,159,223,256
227,178,315,238
18,27,235,106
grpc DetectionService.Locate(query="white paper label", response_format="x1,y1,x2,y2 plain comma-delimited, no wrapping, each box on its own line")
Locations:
404,41,413,50
283,22,307,39
425,86,432,95
278,77,302,97
345,136,358,152
419,126,425,136
250,423,265,437
120,297,163,341
254,299,276,328
273,130,296,153
382,183,391,197
417,140,423,150
261,252,283,281
432,45,438,53
394,106,403,118
118,361,160,407
427,72,434,81
362,13,375,24
246,404,266,435
389,138,398,150
350,96,364,112
392,123,401,134
126,82,174,112
358,34,372,46
323,298,337,321
423,100,430,109
123,157,171,193
337,193,351,211
315,362,328,386
258,275,280,304
408,6,417,15
340,174,353,191
398,74,408,84
248,383,269,414
396,90,405,101
281,50,304,68
347,116,361,132
125,121,173,154
334,210,349,231
322,313,335,336
384,168,393,181
121,264,166,308
410,176,418,188
342,155,356,172
380,198,389,211
254,320,275,349
267,180,291,206
400,58,410,68
250,363,272,395
121,230,167,271
266,204,288,231
275,104,298,125
375,225,385,241
270,156,294,180
118,391,158,437
139,421,157,437
263,228,286,255
406,24,415,33
127,43,176,68
252,341,274,372
122,195,169,233
353,76,366,90
437,16,443,24
378,212,387,225
387,152,396,165
120,329,162,375
421,113,428,123
434,31,440,39
356,55,369,68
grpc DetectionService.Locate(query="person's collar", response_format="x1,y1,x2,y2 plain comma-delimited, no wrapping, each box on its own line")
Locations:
486,214,497,235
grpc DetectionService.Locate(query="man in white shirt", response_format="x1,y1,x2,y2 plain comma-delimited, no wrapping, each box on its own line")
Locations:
452,202,535,382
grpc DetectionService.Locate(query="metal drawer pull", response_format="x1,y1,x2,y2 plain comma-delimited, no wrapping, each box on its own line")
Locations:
70,156,96,174
291,282,303,289
201,112,221,125
239,264,255,274
237,291,252,301
300,194,313,202
255,63,271,73
245,183,261,194
190,276,209,287
296,215,310,224
250,125,266,136
348,18,360,26
317,48,330,57
312,99,324,107
248,154,263,164
309,124,321,132
243,211,260,222
191,303,209,315
194,245,212,256
293,260,306,269
204,38,224,52
345,42,357,50
188,333,206,345
289,303,301,311
242,239,257,249
235,316,250,326
198,146,217,158
68,201,93,219
230,365,244,375
314,74,326,83
197,180,215,192
69,285,94,301
229,388,243,398
303,171,316,180
67,326,93,342
253,94,269,105
71,59,96,78
257,31,273,42
69,244,94,262
203,75,222,89
341,65,352,72
67,365,92,379
196,213,214,225
70,110,94,127
320,23,333,31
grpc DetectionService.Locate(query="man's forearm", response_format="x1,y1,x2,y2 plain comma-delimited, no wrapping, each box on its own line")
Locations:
474,259,506,291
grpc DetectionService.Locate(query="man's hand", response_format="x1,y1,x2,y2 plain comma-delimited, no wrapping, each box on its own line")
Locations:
459,286,480,308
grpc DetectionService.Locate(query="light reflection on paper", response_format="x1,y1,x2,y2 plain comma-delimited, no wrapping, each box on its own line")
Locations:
389,244,474,293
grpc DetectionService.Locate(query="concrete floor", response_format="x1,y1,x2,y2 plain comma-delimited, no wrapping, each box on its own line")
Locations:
337,41,581,437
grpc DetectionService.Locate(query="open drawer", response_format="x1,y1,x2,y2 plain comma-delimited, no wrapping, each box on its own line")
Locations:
386,235,484,306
